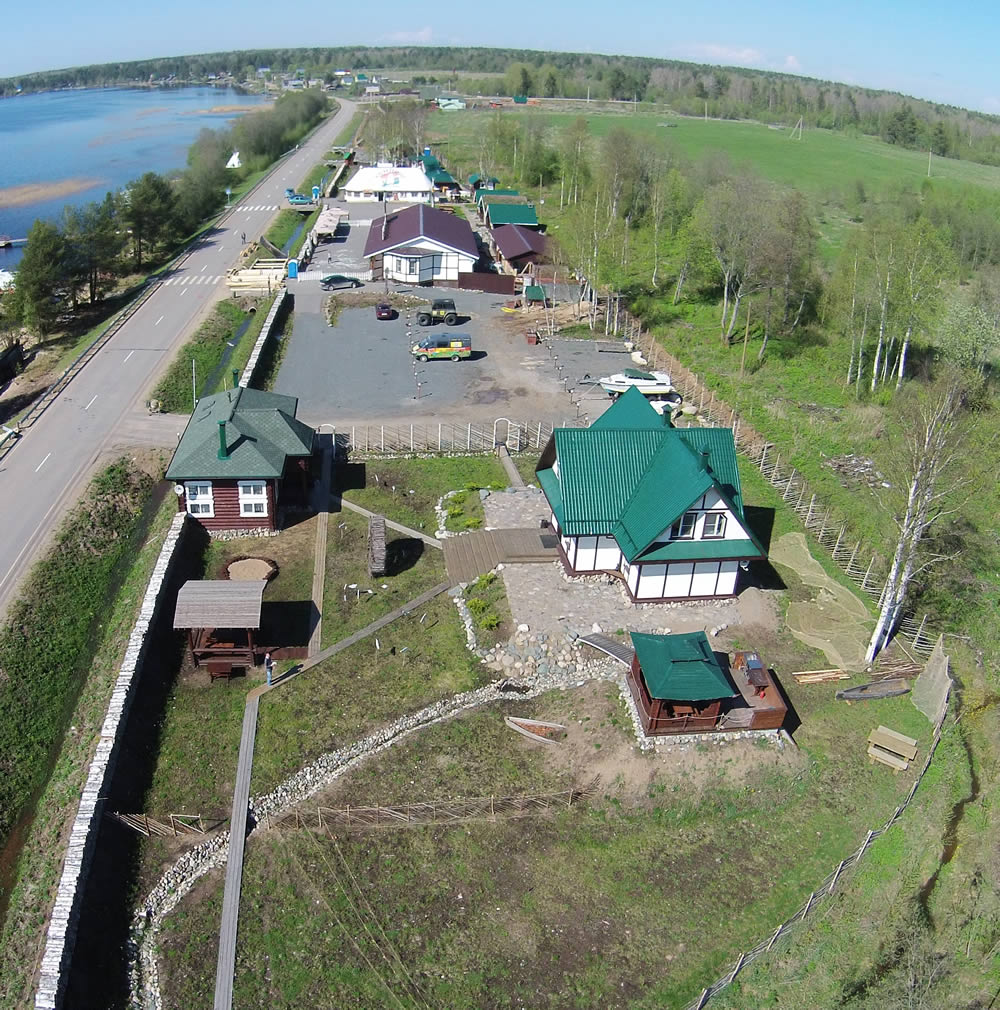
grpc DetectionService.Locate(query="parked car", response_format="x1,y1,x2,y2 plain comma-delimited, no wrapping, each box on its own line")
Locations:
416,298,459,326
321,274,362,290
411,334,472,361
375,302,394,320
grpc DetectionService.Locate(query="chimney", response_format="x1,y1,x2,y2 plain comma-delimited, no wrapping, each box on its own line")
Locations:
699,446,711,470
232,369,240,389
218,420,229,460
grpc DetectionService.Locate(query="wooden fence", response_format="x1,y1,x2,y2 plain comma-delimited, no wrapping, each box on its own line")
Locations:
106,811,222,837
680,685,950,1010
609,308,938,657
266,787,589,832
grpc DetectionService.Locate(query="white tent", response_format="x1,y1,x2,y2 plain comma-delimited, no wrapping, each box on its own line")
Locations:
226,151,242,169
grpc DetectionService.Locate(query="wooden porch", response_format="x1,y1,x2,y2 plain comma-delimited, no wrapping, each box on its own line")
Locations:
443,527,558,584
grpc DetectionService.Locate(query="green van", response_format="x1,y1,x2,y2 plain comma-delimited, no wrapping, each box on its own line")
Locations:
410,334,472,361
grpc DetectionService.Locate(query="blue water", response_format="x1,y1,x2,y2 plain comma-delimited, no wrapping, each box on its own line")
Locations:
0,87,269,268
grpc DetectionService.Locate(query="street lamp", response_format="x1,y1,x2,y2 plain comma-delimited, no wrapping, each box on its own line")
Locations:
225,186,232,209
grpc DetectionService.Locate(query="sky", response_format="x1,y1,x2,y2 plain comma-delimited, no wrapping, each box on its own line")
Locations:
2,0,999,114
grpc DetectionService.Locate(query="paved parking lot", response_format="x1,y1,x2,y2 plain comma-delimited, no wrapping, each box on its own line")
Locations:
276,286,592,426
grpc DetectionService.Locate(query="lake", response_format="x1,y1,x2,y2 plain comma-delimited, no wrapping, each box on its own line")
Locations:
0,87,270,268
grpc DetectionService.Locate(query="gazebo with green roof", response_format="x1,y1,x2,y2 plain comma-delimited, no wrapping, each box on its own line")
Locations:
626,631,737,735
166,384,315,532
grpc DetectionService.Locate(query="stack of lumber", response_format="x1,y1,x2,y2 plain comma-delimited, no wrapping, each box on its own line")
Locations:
791,668,850,683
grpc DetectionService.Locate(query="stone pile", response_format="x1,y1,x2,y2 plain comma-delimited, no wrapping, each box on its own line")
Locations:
36,512,189,1010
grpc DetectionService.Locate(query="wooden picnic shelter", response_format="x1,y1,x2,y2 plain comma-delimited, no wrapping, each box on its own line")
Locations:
173,580,266,678
627,631,738,735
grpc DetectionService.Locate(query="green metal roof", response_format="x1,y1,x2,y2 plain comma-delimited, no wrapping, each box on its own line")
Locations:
632,632,736,701
535,391,763,563
637,539,762,562
420,154,441,171
468,173,500,185
485,203,538,227
166,387,314,481
591,387,669,431
476,188,519,204
429,169,456,184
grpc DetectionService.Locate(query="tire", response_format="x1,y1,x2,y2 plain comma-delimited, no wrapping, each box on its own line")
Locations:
451,354,460,361
418,354,428,362
444,313,457,326
417,314,430,326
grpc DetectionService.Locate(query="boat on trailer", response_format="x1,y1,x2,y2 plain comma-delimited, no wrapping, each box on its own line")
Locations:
598,367,680,401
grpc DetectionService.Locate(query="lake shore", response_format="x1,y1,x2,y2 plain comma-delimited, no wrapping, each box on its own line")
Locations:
0,178,103,209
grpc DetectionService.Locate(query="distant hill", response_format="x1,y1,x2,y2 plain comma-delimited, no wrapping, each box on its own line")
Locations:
5,45,1000,167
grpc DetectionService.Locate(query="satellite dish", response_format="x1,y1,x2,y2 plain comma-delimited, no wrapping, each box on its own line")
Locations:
173,484,185,496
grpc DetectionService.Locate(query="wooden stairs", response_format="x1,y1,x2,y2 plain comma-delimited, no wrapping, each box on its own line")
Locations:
443,528,558,584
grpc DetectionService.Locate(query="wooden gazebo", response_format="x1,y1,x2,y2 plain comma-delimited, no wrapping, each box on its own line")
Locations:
626,631,738,736
173,580,266,679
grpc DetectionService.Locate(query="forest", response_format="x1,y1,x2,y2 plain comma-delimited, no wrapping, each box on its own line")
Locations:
5,45,1000,166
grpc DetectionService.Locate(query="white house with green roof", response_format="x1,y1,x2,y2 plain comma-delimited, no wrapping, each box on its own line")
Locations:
535,388,765,602
165,387,315,532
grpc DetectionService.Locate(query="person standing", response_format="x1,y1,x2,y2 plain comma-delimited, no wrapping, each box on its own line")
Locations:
264,651,274,686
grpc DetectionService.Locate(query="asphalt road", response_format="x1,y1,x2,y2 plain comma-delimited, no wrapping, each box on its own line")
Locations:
0,99,358,618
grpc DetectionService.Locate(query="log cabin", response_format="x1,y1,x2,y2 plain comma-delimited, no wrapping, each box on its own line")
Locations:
165,386,314,532
535,387,765,602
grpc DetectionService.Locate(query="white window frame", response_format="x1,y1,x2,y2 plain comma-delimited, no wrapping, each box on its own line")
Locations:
702,513,727,539
671,511,697,540
185,481,215,518
238,480,269,518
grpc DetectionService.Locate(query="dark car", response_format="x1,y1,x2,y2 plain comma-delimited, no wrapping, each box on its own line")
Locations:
320,274,363,290
375,302,394,320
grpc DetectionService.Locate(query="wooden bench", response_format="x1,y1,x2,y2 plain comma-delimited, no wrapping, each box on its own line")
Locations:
867,725,918,772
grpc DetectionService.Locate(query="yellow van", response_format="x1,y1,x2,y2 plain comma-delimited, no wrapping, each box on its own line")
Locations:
411,334,472,361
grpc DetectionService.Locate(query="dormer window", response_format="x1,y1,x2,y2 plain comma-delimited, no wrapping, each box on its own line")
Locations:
670,511,697,540
703,513,727,539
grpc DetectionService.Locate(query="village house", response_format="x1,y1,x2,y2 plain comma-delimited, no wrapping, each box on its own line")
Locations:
363,203,479,283
342,163,435,203
489,223,547,274
535,388,765,601
481,199,539,229
165,385,315,532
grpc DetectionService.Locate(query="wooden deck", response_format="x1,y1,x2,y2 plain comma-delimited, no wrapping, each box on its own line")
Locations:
443,528,558,584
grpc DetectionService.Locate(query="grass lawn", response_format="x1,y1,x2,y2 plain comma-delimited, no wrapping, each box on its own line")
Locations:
150,299,265,412
340,455,510,533
158,668,942,1010
321,510,448,649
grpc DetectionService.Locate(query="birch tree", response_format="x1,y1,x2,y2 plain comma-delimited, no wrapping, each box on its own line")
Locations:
866,375,969,661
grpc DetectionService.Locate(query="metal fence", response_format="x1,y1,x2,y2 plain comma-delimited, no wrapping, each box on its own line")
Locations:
334,416,582,456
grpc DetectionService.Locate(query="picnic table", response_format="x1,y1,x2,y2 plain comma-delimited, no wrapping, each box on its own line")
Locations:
867,725,918,772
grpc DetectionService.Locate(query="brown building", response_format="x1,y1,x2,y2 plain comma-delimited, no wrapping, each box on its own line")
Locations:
165,386,314,531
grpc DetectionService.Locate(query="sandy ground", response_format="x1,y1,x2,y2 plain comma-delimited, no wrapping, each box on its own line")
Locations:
0,178,103,208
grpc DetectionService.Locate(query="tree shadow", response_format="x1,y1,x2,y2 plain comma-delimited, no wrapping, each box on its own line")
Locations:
385,537,424,575
770,325,830,359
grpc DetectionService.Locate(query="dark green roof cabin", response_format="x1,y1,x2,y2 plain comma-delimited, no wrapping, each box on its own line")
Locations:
535,388,764,601
166,387,314,531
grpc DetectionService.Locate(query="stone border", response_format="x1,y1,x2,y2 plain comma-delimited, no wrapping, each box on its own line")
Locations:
238,288,287,388
35,512,189,1010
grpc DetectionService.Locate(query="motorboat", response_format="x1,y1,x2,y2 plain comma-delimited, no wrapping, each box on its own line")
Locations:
598,367,680,400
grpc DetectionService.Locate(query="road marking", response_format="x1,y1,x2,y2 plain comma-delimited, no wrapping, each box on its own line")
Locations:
84,394,98,410
181,288,188,296
201,263,207,272
35,453,50,473
155,315,164,325
124,350,135,363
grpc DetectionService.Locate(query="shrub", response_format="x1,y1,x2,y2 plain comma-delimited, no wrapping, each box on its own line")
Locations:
466,597,490,617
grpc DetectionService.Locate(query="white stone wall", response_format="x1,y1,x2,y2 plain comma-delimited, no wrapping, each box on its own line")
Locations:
239,289,287,388
35,512,189,1010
